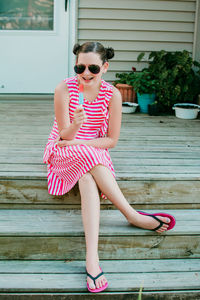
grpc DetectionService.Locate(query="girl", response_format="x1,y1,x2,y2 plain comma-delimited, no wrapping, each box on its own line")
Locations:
43,42,175,293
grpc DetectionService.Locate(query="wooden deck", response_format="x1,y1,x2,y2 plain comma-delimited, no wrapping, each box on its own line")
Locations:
0,99,200,299
0,99,200,209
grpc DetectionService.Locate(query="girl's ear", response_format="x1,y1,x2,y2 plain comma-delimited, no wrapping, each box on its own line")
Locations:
103,62,109,73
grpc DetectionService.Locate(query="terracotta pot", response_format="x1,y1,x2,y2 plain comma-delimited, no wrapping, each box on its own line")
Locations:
115,83,136,103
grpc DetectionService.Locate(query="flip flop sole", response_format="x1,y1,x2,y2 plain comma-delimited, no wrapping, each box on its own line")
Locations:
137,211,176,230
87,282,108,293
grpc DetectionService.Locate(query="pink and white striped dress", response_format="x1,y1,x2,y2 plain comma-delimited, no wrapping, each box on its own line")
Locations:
43,76,115,197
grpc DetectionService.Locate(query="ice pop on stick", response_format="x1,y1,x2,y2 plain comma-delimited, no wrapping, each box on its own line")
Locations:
79,84,84,106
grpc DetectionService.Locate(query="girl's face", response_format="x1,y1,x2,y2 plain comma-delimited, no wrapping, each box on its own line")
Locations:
76,52,109,87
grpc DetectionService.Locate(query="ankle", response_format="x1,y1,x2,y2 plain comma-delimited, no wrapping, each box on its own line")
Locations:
126,211,141,226
86,255,99,267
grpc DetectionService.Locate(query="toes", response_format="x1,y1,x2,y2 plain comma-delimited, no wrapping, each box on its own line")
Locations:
155,217,170,233
156,225,168,233
101,279,105,287
96,280,100,289
89,281,95,289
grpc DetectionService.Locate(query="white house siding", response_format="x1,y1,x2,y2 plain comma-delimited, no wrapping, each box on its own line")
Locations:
78,0,197,82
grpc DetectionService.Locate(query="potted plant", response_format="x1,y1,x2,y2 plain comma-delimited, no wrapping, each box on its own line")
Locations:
137,50,200,113
131,70,159,113
114,67,137,103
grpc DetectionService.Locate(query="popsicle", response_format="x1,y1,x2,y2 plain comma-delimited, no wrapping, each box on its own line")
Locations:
79,84,84,106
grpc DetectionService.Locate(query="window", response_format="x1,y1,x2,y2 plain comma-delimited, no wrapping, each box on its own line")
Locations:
0,0,54,31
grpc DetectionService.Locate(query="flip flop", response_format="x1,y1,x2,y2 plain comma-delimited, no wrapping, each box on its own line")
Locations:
86,266,108,293
137,210,176,231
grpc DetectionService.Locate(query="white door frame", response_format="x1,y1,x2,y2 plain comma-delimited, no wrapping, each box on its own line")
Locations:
67,0,78,78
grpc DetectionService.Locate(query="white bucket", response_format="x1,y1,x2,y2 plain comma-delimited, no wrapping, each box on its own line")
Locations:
173,103,200,119
122,102,138,114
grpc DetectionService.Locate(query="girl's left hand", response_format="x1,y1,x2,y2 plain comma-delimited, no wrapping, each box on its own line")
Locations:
54,136,78,147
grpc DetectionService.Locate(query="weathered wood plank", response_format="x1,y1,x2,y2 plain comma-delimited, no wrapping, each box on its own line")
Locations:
0,164,200,174
1,259,199,274
0,235,199,260
0,209,199,260
0,180,199,209
0,209,199,236
0,271,199,292
1,172,199,180
0,292,199,300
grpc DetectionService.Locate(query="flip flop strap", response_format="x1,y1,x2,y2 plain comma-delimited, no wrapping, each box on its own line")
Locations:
86,270,104,285
151,215,168,231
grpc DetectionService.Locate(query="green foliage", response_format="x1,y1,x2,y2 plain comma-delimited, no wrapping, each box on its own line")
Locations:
129,70,159,94
140,50,200,111
114,71,135,86
115,69,159,94
114,50,200,112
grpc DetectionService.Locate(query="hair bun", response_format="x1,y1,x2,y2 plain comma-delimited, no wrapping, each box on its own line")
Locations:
105,47,114,60
73,43,81,55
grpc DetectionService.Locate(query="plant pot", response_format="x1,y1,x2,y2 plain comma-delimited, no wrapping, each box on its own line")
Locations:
115,83,136,103
173,103,200,119
122,102,138,114
148,103,159,116
137,93,156,113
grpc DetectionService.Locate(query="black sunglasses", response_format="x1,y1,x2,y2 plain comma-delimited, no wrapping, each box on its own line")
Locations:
74,64,102,74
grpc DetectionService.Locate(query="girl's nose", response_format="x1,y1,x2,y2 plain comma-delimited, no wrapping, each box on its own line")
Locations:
83,66,90,75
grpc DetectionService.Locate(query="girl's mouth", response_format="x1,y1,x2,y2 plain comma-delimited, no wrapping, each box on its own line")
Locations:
82,77,94,82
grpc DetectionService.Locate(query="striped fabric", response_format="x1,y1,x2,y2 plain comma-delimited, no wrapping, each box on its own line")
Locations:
43,76,115,197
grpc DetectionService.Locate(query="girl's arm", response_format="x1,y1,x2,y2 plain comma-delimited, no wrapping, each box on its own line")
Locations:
54,81,86,140
55,86,122,149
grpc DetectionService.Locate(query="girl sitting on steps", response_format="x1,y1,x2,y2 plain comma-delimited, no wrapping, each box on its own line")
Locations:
43,41,176,293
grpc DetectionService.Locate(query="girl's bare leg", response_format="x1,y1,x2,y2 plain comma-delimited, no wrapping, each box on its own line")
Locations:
78,172,107,290
90,165,170,233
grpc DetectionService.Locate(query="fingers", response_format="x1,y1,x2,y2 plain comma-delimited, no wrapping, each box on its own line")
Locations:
73,107,87,126
57,140,67,147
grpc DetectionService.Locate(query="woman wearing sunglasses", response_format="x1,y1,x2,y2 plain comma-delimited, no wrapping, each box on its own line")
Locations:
43,42,175,293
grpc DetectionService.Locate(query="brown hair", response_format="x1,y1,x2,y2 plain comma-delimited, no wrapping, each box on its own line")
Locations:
73,42,114,63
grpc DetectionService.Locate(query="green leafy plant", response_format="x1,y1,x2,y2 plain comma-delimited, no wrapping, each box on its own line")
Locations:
130,70,159,95
115,68,159,94
137,50,200,112
114,67,136,86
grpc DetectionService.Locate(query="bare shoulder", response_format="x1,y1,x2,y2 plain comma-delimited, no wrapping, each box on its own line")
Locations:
110,85,122,104
55,80,69,94
54,80,69,107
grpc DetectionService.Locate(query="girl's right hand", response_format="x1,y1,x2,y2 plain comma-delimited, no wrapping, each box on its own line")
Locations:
73,105,87,127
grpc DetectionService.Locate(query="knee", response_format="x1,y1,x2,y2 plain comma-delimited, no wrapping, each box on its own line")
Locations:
79,172,94,185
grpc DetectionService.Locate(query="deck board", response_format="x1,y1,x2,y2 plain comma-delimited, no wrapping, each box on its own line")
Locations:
0,209,199,236
0,259,199,292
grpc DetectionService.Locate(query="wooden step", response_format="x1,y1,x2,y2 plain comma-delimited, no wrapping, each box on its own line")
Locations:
0,259,199,299
0,209,199,260
1,178,200,210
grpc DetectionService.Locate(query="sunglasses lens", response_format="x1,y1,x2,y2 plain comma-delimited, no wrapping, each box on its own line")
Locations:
88,65,101,74
74,64,85,74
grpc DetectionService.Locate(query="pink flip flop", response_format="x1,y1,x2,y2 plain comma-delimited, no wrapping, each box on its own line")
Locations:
86,266,108,293
137,210,176,231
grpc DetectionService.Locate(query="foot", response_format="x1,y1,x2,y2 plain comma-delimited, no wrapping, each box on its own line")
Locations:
128,213,171,233
86,261,108,290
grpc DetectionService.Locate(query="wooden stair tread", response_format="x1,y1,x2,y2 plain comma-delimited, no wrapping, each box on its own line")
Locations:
0,209,199,236
0,259,199,292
